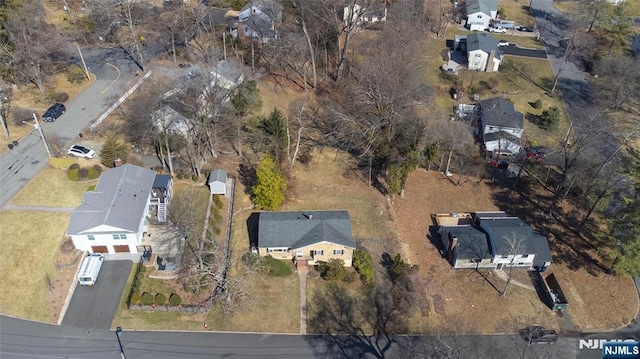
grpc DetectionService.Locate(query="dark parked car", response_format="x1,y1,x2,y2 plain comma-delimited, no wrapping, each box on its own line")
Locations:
519,326,558,344
518,26,535,32
42,102,66,122
526,146,550,162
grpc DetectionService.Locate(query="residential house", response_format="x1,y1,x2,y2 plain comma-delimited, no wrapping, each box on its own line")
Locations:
479,97,524,156
467,33,502,72
67,164,173,254
231,0,283,43
438,211,553,270
207,169,228,195
152,60,244,138
344,2,388,27
466,0,498,31
255,210,356,268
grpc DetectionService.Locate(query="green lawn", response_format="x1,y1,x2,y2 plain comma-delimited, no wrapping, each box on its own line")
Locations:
9,166,96,207
0,211,71,321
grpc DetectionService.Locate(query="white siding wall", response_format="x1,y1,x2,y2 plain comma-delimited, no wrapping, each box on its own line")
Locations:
468,50,489,71
71,233,137,254
485,139,522,154
467,12,491,31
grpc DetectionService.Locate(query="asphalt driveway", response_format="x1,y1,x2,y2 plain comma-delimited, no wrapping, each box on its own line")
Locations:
502,44,547,59
61,260,133,330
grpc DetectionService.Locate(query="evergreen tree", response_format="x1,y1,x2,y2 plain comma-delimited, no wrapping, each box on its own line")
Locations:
252,155,287,210
261,108,287,163
100,136,130,168
605,183,640,276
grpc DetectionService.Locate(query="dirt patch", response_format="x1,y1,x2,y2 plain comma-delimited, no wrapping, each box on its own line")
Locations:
391,169,638,333
49,238,82,323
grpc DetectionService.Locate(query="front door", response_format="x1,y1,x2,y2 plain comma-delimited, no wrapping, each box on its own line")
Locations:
296,250,304,257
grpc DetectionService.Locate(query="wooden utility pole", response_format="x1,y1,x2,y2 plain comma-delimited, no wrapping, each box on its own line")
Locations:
76,45,91,81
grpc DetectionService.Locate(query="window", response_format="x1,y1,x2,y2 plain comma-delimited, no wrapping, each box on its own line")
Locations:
333,249,344,255
469,258,481,263
501,255,509,259
112,234,127,240
314,250,324,256
477,15,482,18
268,248,288,253
522,254,530,258
87,235,95,241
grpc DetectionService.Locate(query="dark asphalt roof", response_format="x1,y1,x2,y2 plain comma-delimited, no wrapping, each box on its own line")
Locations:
446,226,493,260
67,165,156,235
258,210,355,249
480,97,524,130
153,174,172,190
480,217,553,263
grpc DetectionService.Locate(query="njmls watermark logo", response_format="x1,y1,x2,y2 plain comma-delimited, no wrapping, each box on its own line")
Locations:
602,341,640,358
579,339,639,351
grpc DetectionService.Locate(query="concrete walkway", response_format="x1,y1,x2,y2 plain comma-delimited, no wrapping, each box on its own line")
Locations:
298,270,308,335
493,270,535,291
0,204,75,212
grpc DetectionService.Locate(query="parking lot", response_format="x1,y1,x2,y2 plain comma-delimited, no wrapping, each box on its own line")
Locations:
61,260,133,330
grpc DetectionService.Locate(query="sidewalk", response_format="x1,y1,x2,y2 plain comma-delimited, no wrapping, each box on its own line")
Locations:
493,269,535,291
298,270,308,335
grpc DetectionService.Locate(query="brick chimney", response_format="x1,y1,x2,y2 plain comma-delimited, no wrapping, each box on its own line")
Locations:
114,157,122,167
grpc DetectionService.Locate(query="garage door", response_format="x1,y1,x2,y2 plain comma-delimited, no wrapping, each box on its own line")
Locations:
91,246,108,253
113,245,130,253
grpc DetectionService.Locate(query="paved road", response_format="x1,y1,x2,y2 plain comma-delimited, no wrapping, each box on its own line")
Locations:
1,313,583,359
61,261,133,330
0,47,138,206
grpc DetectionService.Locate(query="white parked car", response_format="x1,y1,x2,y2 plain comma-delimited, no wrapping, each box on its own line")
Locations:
68,145,96,159
490,26,506,33
498,40,510,47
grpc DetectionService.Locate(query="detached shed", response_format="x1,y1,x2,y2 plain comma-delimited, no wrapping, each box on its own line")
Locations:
208,169,227,195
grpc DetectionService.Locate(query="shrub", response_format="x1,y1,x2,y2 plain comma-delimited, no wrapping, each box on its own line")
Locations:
214,195,223,209
177,173,184,180
129,292,141,305
540,106,560,130
532,99,542,109
212,227,222,236
388,253,410,282
320,259,347,281
54,91,69,103
66,64,86,84
92,164,103,174
87,167,100,179
154,293,167,306
68,168,80,181
191,174,199,182
69,163,80,171
344,271,358,283
141,292,154,305
353,249,375,287
78,167,89,179
100,136,130,168
169,293,182,306
264,256,292,277
487,77,500,89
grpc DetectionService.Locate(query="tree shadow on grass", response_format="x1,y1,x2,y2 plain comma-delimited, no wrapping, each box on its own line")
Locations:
305,282,408,358
238,161,256,196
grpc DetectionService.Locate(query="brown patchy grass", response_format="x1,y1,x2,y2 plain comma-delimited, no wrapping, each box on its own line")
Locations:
9,166,96,207
0,211,71,322
498,0,537,27
283,149,396,240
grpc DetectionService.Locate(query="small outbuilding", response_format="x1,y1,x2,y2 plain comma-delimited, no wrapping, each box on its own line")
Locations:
208,169,228,195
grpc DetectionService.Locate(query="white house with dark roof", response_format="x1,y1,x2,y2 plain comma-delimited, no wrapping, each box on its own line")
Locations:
67,164,171,254
255,210,356,268
466,0,498,31
479,97,524,156
344,2,388,27
439,211,553,270
467,33,502,72
232,0,283,43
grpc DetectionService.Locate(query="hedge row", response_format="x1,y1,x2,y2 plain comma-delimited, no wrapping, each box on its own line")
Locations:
67,164,102,181
129,292,182,307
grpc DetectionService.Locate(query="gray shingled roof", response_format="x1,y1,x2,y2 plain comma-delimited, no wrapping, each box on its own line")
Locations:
481,217,553,264
67,165,156,235
480,97,524,129
207,169,227,185
466,0,498,16
210,60,244,86
258,211,355,249
445,226,492,260
467,33,502,60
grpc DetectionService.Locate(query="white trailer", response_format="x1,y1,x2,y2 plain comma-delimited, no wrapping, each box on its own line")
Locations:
78,253,104,286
